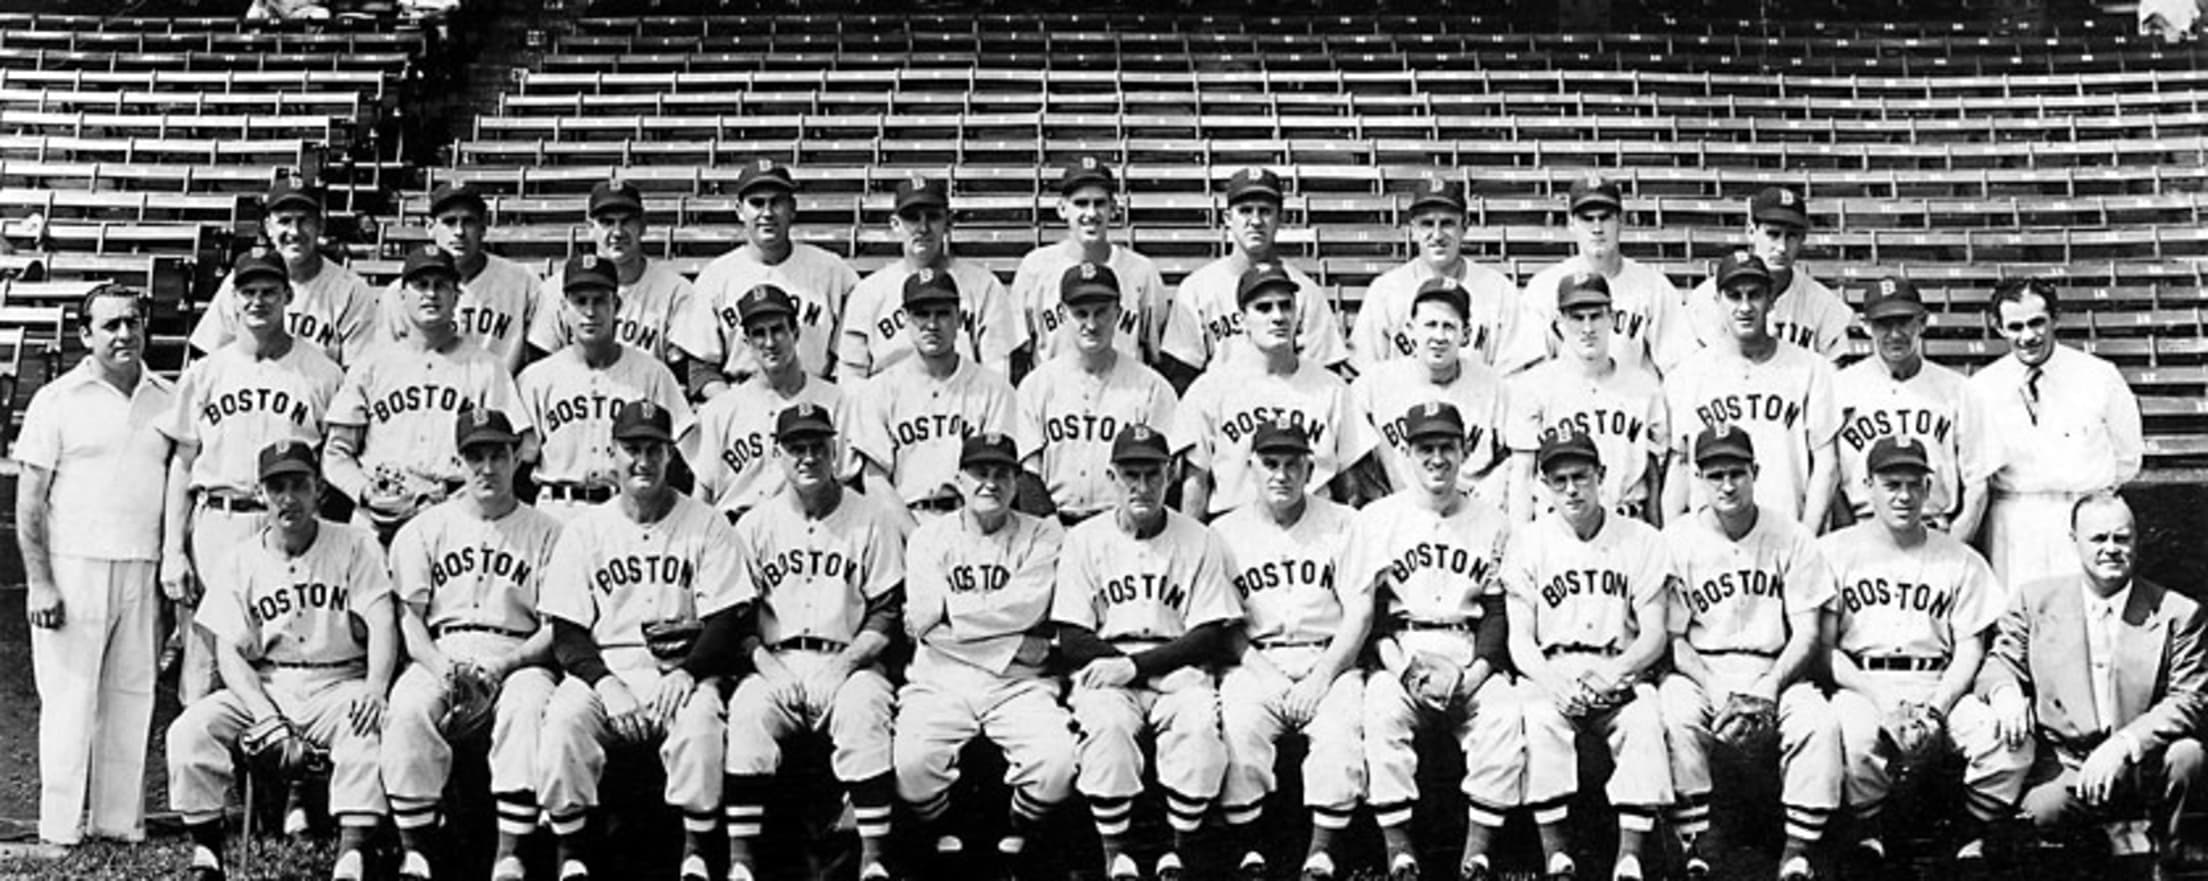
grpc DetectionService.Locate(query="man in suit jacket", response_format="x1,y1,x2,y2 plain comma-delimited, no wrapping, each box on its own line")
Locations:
1979,491,2204,866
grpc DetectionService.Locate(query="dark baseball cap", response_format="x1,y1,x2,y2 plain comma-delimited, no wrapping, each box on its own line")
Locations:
1109,423,1172,466
561,253,618,295
1402,401,1466,445
1749,186,1810,231
1715,250,1773,291
959,432,1021,470
1225,167,1284,205
263,178,323,215
774,402,835,441
1866,436,1932,475
1250,420,1311,456
1556,270,1612,311
1236,261,1298,308
895,174,950,214
733,157,797,198
402,244,459,284
1693,425,1757,468
1536,431,1602,473
736,283,796,326
1060,261,1120,306
902,266,961,311
257,438,319,482
1567,173,1623,214
1412,276,1470,321
1408,175,1467,216
587,179,644,217
232,247,288,286
427,182,488,218
611,399,674,444
454,407,520,450
1059,155,1116,196
1860,276,1929,322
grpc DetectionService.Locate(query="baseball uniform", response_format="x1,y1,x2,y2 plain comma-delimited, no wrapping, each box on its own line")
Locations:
1160,254,1347,371
1835,356,1998,524
380,497,564,839
1657,507,1842,845
1349,259,1544,375
692,374,859,519
1504,357,1669,519
848,357,1016,509
516,344,694,519
328,338,531,515
192,261,380,367
1349,355,1508,498
528,260,697,363
1013,353,1178,521
1523,256,1696,377
1172,357,1375,517
1968,345,2143,586
378,251,543,373
1012,241,1171,365
1687,271,1855,360
675,242,858,382
838,259,1023,380
1665,342,1842,523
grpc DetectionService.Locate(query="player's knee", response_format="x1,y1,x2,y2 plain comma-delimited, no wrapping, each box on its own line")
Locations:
2165,737,2204,785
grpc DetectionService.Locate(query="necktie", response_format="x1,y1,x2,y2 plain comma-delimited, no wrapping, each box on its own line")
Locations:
2022,364,2043,425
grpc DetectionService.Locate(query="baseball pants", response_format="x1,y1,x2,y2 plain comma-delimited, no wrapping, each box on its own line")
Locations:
1364,666,1528,832
1069,666,1226,837
167,673,389,827
1521,653,1673,833
184,505,263,703
1218,645,1365,832
894,665,1077,826
725,649,897,841
380,631,558,836
2017,737,2202,846
537,661,726,837
1831,671,2029,824
1983,490,2083,590
1658,655,1842,843
31,556,157,844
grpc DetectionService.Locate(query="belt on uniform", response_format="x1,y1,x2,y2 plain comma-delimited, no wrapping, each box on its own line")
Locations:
1697,647,1779,658
908,495,962,513
1851,653,1948,672
773,636,849,653
263,658,359,669
1544,643,1622,657
436,623,530,639
199,491,266,513
539,482,615,504
1396,618,1477,633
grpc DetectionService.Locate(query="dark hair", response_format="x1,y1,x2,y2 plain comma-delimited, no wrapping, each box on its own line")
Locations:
1989,277,2060,319
73,284,147,335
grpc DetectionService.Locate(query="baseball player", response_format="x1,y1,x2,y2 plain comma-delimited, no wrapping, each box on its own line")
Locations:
191,179,379,366
1050,423,1242,881
692,284,860,522
1348,275,1509,498
380,409,565,881
1505,432,1675,881
1662,251,1841,529
1348,174,1543,375
326,246,533,543
536,400,750,881
1520,174,1695,377
1157,167,1348,389
674,158,859,396
1209,421,1364,881
1822,437,2022,871
1173,262,1376,518
1010,156,1170,373
166,440,396,881
1501,271,1669,525
837,174,1023,380
1967,277,2143,587
1013,261,1178,525
896,433,1075,878
1344,402,1523,881
1833,276,1997,538
161,249,347,704
1684,187,1854,360
723,403,908,881
527,179,697,366
378,184,541,373
517,252,696,520
1656,426,1842,881
848,267,1017,516
16,287,173,846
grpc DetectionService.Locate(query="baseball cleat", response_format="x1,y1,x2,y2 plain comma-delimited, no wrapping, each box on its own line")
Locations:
858,861,892,881
1454,856,1486,881
558,858,592,881
1390,851,1421,881
1301,852,1337,881
1106,853,1141,881
1156,851,1186,881
399,850,434,881
1778,855,1815,881
1682,853,1711,881
1237,851,1268,881
679,854,710,881
491,855,527,881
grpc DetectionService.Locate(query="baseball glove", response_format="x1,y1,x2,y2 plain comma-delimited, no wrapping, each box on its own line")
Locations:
642,618,704,666
1403,653,1466,712
1711,692,1780,755
241,715,327,779
437,663,499,742
1884,701,1947,766
1567,671,1637,719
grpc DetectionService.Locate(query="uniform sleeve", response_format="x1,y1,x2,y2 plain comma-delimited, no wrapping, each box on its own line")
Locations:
483,367,532,433
1048,529,1101,630
1492,293,1550,376
690,402,732,503
1329,381,1380,470
525,270,566,354
1167,378,1215,469
1663,533,1695,636
847,377,896,475
1134,260,1171,359
1346,280,1389,372
1664,364,1699,451
979,374,1017,437
669,264,728,366
334,275,380,368
693,513,755,617
1145,371,1180,434
901,521,949,639
11,385,61,470
1643,377,1673,457
857,501,908,601
828,386,864,482
1815,292,1854,361
663,276,700,360
1952,545,2004,639
387,517,435,608
2103,359,2144,486
1803,356,1842,448
1955,378,2000,485
327,359,373,428
1647,276,1698,376
1008,255,1047,348
537,529,600,628
1788,532,1840,616
653,362,699,454
1336,510,1385,599
1631,530,1677,608
1499,531,1539,606
1501,372,1542,452
345,530,397,613
187,275,239,355
1295,275,1350,368
836,281,879,379
1159,278,1210,369
160,362,207,445
975,271,1025,376
1181,527,1245,628
195,563,259,658
1012,373,1048,466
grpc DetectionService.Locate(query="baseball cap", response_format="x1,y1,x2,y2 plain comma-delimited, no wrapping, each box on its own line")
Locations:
1408,175,1467,216
1236,261,1298,308
1859,276,1928,322
1567,173,1623,214
427,182,488,218
1059,155,1116,196
402,244,459,284
774,402,836,441
1109,423,1172,466
1412,276,1470,321
736,283,797,326
1749,186,1811,231
959,432,1021,470
1866,436,1932,475
902,266,960,311
895,174,950,214
454,407,520,450
1225,167,1285,205
587,178,644,217
1536,431,1602,473
1715,249,1773,291
1556,270,1612,311
1250,420,1311,456
232,247,288,286
1402,401,1466,445
733,157,797,198
263,178,323,215
561,252,618,295
1692,425,1757,468
610,399,674,444
1060,261,1120,306
257,438,319,483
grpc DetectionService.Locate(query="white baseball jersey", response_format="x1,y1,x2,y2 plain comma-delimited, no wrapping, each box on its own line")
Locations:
837,259,1023,380
1348,259,1544,374
1663,506,1836,655
1209,497,1355,647
1502,513,1673,652
328,340,531,488
1835,358,1998,518
1687,272,1855,360
528,260,697,362
1011,241,1171,364
1013,353,1178,518
1664,343,1842,523
734,489,907,645
195,521,393,686
1505,357,1670,514
1522,256,1696,377
1348,355,1507,495
192,262,380,366
1338,491,1511,665
849,358,1016,506
675,243,858,380
538,493,750,672
1160,254,1347,370
1820,524,2003,659
904,510,1065,678
1968,346,2144,495
163,343,345,493
388,499,565,634
1172,357,1376,516
1050,510,1242,643
379,252,543,373
516,345,694,486
691,374,859,516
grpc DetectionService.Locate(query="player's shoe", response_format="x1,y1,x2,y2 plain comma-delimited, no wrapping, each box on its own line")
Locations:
1544,852,1578,881
1612,854,1644,881
331,849,366,881
1300,852,1337,881
724,866,755,881
858,860,892,881
188,845,227,881
1156,852,1187,881
1454,855,1487,881
398,849,434,881
490,855,527,881
1236,851,1268,881
1106,853,1142,881
1778,854,1815,881
679,853,711,881
1389,851,1421,881
1681,852,1711,881
558,858,592,881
